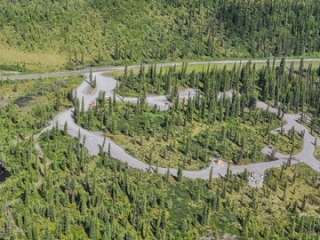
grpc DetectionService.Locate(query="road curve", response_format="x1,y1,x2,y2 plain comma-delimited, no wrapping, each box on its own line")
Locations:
46,72,320,187
1,58,320,81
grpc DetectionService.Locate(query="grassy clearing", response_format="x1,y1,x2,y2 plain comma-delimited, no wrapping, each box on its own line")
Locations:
0,76,82,110
107,121,211,170
107,121,303,169
0,45,67,73
275,132,303,155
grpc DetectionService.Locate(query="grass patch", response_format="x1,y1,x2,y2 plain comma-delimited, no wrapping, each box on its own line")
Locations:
274,131,304,155
0,76,82,110
315,146,320,159
0,44,67,73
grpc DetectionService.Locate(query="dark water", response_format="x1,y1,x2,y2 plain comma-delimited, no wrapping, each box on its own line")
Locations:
0,164,10,182
14,95,33,107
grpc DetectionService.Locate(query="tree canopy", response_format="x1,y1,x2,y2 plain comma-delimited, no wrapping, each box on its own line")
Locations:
0,0,320,70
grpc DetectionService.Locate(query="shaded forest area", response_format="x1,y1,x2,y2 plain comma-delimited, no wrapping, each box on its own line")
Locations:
0,0,320,71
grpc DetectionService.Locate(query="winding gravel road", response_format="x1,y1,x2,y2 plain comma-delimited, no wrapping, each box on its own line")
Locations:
43,72,320,187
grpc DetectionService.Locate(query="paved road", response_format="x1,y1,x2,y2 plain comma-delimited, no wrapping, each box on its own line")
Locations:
46,72,320,187
1,58,320,81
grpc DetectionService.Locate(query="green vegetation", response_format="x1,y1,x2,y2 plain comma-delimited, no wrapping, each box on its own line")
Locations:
0,59,319,239
0,1,319,239
0,76,81,178
0,77,81,110
79,62,308,169
1,0,320,71
2,128,319,239
0,76,83,237
116,63,191,97
315,147,320,160
79,99,303,169
0,46,67,73
117,59,320,116
116,61,320,119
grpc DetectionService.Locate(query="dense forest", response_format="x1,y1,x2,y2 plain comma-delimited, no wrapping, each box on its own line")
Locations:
0,0,320,71
0,61,320,239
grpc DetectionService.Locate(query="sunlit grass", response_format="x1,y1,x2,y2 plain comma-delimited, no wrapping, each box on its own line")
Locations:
0,44,67,73
315,146,320,160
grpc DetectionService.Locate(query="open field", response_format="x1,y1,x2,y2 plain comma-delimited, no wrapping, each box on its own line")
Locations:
0,45,67,73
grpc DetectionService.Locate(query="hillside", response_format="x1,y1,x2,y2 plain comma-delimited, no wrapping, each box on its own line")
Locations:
0,0,320,71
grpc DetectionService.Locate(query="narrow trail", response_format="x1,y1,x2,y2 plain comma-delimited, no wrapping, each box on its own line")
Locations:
44,72,320,187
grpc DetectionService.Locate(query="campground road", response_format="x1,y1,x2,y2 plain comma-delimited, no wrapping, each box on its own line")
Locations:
45,72,320,187
4,57,319,187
